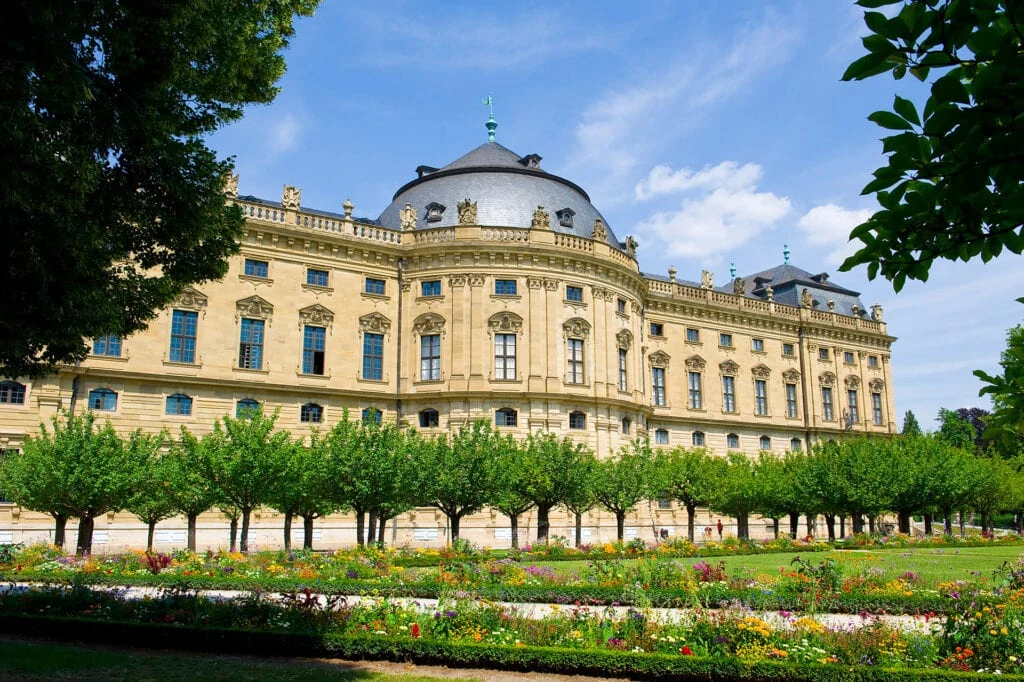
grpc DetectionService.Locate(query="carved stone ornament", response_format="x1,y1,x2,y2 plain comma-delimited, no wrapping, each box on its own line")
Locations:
592,218,607,241
412,313,446,336
819,371,836,387
531,206,551,230
359,312,392,335
488,312,523,334
174,287,208,312
648,350,671,368
563,317,591,339
685,355,706,371
844,375,861,389
616,329,633,350
236,295,273,320
625,236,638,258
871,303,884,322
281,185,301,210
827,299,836,312
701,270,714,289
751,364,771,379
526,277,544,289
591,287,608,301
869,378,885,392
448,274,467,288
801,288,814,308
457,198,478,225
224,173,239,198
469,274,486,287
543,278,560,291
782,368,801,383
765,285,774,301
400,203,417,231
719,360,739,376
299,303,334,327
732,277,745,295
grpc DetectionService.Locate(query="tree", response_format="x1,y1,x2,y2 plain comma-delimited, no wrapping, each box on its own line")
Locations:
125,433,176,552
937,407,979,450
593,439,655,541
163,428,221,551
902,410,923,436
653,447,724,542
977,325,1024,448
0,1,318,378
840,0,1024,291
560,452,599,548
489,436,535,549
708,453,759,539
264,439,325,552
0,421,75,548
520,432,591,542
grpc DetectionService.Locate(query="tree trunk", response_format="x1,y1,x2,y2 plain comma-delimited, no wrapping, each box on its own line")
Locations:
942,510,952,535
509,513,520,549
839,516,846,539
146,520,156,552
958,511,966,537
450,513,461,541
75,515,95,557
355,510,365,547
806,514,816,538
377,516,387,545
615,511,625,540
686,504,696,543
574,511,583,547
825,514,836,542
789,512,800,539
283,512,293,552
868,516,876,534
229,516,238,551
367,511,377,546
537,504,551,542
303,514,315,550
897,511,910,535
240,508,252,553
771,518,780,538
187,513,198,552
53,514,68,549
737,513,749,539
923,513,933,536
852,514,864,534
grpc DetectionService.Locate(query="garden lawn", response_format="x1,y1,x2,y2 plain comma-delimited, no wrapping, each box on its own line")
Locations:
0,638,477,681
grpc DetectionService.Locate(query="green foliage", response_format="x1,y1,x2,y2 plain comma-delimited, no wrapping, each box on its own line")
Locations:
936,408,977,450
653,447,723,541
977,325,1024,448
840,0,1024,291
593,439,655,540
0,0,319,378
901,410,923,436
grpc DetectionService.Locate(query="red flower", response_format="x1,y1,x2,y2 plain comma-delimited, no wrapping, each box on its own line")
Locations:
410,623,421,638
680,646,694,656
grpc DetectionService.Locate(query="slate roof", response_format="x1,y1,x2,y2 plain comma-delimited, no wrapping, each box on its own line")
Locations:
719,263,868,317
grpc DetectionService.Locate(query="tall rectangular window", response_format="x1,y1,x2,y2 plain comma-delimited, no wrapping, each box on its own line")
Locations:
421,334,441,381
495,279,517,295
93,334,121,357
494,333,516,380
722,376,736,412
362,332,383,380
306,268,329,287
822,387,834,420
244,259,268,278
651,367,666,406
302,325,326,375
785,383,798,418
365,277,386,295
754,379,768,415
169,310,198,364
565,285,583,302
567,338,584,384
848,389,859,424
238,318,264,370
421,280,441,297
687,371,702,409
618,348,628,392
872,392,883,425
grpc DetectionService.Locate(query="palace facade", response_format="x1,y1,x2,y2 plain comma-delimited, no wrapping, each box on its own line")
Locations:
0,138,895,549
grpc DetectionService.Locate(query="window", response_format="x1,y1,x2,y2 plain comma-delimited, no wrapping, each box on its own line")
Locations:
650,322,664,336
722,376,736,412
0,381,27,405
567,338,584,384
872,392,883,425
719,333,733,348
306,268,329,287
818,347,830,361
616,298,627,314
556,207,575,227
88,388,117,411
300,403,323,423
169,310,198,364
822,387,834,420
785,383,798,418
495,279,517,295
657,499,672,510
752,338,765,352
425,202,445,222
569,411,586,429
494,334,516,380
754,379,768,415
654,429,669,445
361,408,382,424
243,258,268,278
727,433,740,449
302,326,326,375
362,332,384,381
847,389,859,424
238,318,265,370
419,408,439,428
621,417,631,434
421,280,441,297
495,407,517,427
618,348,628,392
692,431,705,447
868,355,879,368
782,342,795,356
791,437,802,451
566,285,583,302
93,334,121,357
844,351,855,364
420,334,441,381
759,435,771,451
651,367,666,406
365,277,386,295
686,328,700,343
165,394,192,416
236,398,259,417
688,371,702,409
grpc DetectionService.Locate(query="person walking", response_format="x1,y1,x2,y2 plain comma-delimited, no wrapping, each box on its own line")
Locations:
716,519,723,540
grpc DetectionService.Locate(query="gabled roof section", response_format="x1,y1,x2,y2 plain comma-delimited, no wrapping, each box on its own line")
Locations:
731,263,861,298
720,263,867,317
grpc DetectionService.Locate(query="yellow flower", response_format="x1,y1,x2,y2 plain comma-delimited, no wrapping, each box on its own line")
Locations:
1001,627,1008,635
990,629,998,635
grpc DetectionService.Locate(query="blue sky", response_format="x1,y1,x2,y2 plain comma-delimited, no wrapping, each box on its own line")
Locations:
208,1,1024,431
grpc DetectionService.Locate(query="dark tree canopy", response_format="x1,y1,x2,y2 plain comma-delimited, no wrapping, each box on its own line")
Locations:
840,0,1024,291
0,0,318,378
901,409,923,436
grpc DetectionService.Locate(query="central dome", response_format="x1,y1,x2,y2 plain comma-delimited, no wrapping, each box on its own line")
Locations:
377,142,624,250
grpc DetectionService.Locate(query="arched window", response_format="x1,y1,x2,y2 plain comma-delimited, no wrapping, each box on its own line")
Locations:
419,408,439,428
654,429,669,445
790,437,802,452
165,394,192,416
726,433,740,449
759,435,772,451
361,407,382,424
568,411,586,429
236,398,260,418
692,431,705,447
621,417,631,434
0,381,26,405
88,388,117,411
301,403,323,423
495,407,517,427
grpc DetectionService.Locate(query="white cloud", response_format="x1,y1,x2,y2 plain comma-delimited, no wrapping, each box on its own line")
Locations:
267,113,302,156
795,204,873,266
635,162,764,200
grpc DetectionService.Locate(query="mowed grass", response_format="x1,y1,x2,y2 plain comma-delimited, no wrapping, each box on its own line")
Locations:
0,638,475,682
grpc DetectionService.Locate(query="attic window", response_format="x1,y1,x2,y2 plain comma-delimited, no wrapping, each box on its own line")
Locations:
556,208,575,228
519,154,542,169
416,165,438,178
425,202,446,223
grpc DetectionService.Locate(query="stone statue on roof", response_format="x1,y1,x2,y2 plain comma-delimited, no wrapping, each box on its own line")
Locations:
732,277,745,295
457,198,477,225
701,270,714,289
400,203,417,231
801,288,813,308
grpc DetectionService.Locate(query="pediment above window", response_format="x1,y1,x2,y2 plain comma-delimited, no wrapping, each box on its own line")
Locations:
174,287,208,312
413,312,446,335
299,303,334,327
719,360,739,376
236,295,273,320
649,350,671,368
359,312,391,334
684,355,706,371
563,317,591,339
488,312,523,333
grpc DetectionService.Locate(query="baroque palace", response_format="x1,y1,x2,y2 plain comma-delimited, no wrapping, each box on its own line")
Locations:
0,131,895,549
